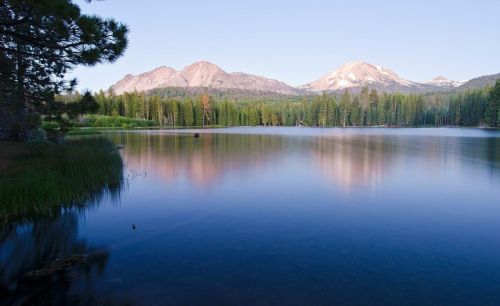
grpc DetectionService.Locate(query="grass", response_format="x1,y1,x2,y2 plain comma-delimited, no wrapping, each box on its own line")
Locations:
0,138,124,226
66,128,102,135
84,114,156,128
44,116,230,134
41,120,60,130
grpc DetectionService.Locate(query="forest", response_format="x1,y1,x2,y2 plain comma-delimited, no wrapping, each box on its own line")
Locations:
73,81,500,128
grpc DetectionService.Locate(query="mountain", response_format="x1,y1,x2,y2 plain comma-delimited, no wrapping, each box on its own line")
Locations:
301,61,468,93
301,61,419,92
110,61,300,95
110,60,499,96
423,76,465,89
458,73,500,90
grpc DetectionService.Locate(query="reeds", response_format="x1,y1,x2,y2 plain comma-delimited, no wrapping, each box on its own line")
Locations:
0,138,124,226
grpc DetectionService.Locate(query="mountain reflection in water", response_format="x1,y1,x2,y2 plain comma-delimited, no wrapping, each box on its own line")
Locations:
109,129,499,192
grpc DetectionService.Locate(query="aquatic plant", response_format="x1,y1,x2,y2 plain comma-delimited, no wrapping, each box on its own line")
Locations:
0,138,124,226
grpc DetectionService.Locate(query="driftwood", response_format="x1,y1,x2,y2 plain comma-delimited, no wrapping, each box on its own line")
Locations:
23,255,88,281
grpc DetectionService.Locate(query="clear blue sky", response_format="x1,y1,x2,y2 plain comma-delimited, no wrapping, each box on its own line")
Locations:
71,0,500,91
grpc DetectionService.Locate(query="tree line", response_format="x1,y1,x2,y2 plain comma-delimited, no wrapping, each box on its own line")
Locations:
88,81,500,128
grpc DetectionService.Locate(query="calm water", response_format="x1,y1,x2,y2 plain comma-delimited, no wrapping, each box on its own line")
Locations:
2,127,500,305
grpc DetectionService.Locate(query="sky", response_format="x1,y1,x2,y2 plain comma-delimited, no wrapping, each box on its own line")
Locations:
71,0,500,92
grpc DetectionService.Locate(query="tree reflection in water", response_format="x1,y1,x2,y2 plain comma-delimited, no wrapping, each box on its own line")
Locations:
112,130,500,192
0,174,129,305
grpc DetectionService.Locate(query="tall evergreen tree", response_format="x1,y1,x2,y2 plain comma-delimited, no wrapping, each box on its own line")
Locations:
0,0,128,140
486,80,500,127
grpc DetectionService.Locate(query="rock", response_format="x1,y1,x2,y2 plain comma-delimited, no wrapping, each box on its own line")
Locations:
23,255,88,281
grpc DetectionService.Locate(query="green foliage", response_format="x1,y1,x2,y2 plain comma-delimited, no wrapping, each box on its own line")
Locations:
41,121,60,131
83,114,156,128
0,0,128,140
66,128,101,135
0,138,123,226
486,80,500,127
77,82,500,129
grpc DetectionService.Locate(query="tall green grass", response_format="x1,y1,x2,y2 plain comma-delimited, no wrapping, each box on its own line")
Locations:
0,138,124,226
84,114,156,128
66,128,102,135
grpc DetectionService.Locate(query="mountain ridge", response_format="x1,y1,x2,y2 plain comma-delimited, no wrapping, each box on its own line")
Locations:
458,73,500,90
111,61,301,95
110,61,499,95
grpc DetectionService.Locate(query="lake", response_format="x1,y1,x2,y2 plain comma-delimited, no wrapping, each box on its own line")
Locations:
2,127,500,305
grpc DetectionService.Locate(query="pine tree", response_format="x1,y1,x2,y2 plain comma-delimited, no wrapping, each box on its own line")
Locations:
0,0,128,140
184,100,194,127
340,90,351,127
486,80,500,127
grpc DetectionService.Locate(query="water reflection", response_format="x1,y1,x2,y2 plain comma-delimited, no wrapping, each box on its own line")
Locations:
311,135,389,191
0,211,108,304
1,128,499,305
108,132,287,187
108,129,500,192
313,134,500,191
94,128,500,305
0,160,126,305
